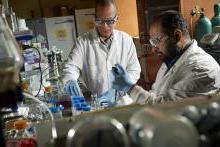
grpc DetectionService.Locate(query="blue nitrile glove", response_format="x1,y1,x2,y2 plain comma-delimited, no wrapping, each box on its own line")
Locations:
111,64,134,93
97,88,117,107
64,80,82,96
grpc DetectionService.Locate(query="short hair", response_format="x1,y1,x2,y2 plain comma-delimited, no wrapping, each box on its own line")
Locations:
95,0,117,15
153,10,189,37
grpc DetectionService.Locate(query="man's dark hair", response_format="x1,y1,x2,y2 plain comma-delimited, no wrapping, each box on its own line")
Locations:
95,0,117,15
153,10,189,37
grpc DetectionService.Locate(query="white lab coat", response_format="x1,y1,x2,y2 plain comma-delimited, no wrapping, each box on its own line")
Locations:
63,29,141,104
130,40,220,104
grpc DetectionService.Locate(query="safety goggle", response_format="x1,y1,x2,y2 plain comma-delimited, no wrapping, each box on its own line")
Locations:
95,15,118,26
149,35,168,47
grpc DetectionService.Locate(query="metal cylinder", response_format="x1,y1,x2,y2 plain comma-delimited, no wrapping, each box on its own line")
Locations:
195,14,212,42
211,3,220,31
0,12,23,92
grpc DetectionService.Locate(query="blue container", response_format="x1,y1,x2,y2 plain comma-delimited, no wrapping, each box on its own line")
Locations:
81,102,89,107
75,107,82,111
73,103,81,108
71,96,91,114
71,96,85,106
49,107,59,113
82,105,91,112
72,99,80,104
72,96,85,102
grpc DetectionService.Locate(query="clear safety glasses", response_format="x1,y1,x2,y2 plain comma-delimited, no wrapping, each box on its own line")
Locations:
149,35,168,47
95,15,118,26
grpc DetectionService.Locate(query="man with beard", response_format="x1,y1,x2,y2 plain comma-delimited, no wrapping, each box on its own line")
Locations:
111,10,220,104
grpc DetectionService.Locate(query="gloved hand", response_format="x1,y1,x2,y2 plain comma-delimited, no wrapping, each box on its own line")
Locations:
64,80,82,96
97,88,116,107
111,64,134,93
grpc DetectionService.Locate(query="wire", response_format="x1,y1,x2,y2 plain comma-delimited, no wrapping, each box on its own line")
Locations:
24,45,43,97
33,46,43,97
42,66,59,79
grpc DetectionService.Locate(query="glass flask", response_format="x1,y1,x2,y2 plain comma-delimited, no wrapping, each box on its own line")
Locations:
0,5,23,93
129,108,199,147
66,115,130,147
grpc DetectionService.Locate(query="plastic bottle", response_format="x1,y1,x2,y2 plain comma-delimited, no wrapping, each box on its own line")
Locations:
14,120,28,138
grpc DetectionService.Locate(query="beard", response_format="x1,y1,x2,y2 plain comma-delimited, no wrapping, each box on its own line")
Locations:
163,38,182,63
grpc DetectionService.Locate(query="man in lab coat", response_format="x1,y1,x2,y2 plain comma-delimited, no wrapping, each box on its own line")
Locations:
63,0,141,106
111,10,220,104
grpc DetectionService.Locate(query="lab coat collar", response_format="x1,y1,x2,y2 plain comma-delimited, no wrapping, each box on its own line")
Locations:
91,29,99,42
164,39,197,76
165,40,194,70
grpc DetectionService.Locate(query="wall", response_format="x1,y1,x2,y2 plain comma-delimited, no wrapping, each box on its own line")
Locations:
8,0,138,37
9,0,95,18
9,0,42,18
115,0,139,37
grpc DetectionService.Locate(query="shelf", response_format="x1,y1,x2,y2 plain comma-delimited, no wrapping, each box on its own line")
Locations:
14,30,33,41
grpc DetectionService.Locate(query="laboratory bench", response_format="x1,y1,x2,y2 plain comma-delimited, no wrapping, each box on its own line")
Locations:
34,94,220,147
